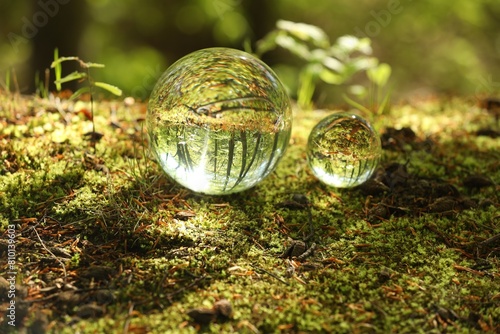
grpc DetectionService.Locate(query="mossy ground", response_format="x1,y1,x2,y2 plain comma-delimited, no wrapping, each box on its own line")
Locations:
0,92,499,333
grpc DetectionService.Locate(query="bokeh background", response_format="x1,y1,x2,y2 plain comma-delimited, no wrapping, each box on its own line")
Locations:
1,0,499,106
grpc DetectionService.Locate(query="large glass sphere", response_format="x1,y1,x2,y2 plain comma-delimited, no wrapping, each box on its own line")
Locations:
147,48,292,195
307,112,381,188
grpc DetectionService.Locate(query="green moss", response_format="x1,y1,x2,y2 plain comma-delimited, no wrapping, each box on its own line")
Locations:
0,94,498,333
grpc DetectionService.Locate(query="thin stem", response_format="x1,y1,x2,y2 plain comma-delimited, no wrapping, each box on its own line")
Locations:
44,68,50,98
87,67,95,137
11,67,20,95
32,226,67,282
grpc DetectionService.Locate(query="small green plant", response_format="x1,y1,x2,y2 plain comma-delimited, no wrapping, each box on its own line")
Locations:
51,49,122,99
344,62,392,116
254,20,384,110
1,67,20,95
69,252,80,268
51,48,122,145
53,48,62,92
35,68,50,99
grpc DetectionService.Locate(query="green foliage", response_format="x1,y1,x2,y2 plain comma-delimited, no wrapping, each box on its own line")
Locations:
34,69,49,99
1,68,19,95
51,53,123,99
344,62,392,117
255,20,385,109
367,63,391,88
1,1,499,100
53,48,62,92
50,50,123,148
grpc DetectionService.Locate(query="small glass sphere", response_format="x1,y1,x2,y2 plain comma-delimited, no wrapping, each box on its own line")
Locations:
147,48,292,195
307,112,381,188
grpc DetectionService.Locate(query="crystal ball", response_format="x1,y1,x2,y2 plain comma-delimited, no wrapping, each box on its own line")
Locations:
307,112,381,188
147,48,292,195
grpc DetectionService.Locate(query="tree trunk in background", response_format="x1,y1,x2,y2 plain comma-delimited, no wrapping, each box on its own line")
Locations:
31,0,88,93
241,0,274,41
240,0,287,67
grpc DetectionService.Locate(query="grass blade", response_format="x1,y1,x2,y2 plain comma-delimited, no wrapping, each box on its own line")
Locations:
53,48,62,91
70,86,90,100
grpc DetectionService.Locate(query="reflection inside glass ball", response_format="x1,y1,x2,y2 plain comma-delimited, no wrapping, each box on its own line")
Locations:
147,48,292,195
307,112,381,188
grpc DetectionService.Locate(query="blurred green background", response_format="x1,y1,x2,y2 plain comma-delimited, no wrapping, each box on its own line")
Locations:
1,0,499,106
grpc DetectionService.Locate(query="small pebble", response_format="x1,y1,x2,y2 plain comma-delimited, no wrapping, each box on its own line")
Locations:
187,308,216,325
214,299,233,318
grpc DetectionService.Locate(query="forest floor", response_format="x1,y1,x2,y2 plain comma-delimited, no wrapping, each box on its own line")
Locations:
0,91,499,333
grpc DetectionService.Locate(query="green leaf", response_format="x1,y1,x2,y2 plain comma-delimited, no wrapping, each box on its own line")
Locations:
55,71,86,84
84,62,105,68
53,48,62,91
310,49,328,62
297,68,317,110
243,38,253,54
277,20,330,48
322,56,344,72
94,82,122,96
348,84,368,97
336,35,373,54
336,35,360,52
275,34,311,60
319,68,344,84
357,37,373,54
330,36,373,62
50,56,79,68
69,86,90,100
367,63,392,88
346,56,378,75
255,30,280,57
